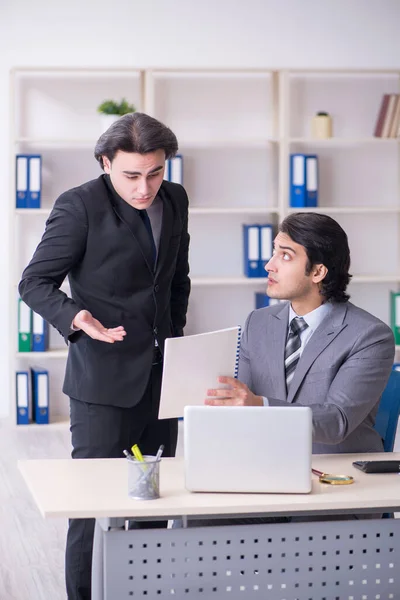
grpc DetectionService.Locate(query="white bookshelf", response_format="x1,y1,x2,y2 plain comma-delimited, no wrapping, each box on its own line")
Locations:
10,67,144,426
15,208,52,215
146,68,279,336
148,67,400,334
352,275,400,284
189,275,400,286
177,139,278,149
189,207,280,216
15,138,98,146
288,207,400,214
15,414,70,430
16,349,69,359
10,66,400,424
281,69,400,335
191,277,268,286
289,137,400,145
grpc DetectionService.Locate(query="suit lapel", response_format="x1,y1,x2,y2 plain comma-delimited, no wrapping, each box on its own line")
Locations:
269,303,290,401
155,187,174,278
286,302,348,403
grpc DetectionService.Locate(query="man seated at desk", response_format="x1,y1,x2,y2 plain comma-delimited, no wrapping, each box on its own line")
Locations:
206,212,395,454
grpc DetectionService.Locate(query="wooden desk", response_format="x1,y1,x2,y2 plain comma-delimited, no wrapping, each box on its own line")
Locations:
19,453,400,600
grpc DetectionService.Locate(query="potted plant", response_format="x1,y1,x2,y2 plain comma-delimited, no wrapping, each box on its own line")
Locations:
97,98,136,133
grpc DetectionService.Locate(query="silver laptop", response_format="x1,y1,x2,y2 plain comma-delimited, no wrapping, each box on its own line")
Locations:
184,405,312,494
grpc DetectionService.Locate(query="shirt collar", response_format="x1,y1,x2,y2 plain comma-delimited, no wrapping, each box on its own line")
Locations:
289,301,332,333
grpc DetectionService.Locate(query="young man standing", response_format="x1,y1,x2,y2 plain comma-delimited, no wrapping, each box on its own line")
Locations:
19,113,191,600
206,212,394,454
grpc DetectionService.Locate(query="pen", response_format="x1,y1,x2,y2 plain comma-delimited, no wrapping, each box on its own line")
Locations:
155,444,165,461
123,449,134,461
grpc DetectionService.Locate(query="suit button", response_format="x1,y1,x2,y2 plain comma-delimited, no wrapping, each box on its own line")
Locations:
154,327,158,335
154,285,159,292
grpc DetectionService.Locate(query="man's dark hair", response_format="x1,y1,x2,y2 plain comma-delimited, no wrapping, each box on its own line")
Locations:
279,212,352,303
94,112,178,169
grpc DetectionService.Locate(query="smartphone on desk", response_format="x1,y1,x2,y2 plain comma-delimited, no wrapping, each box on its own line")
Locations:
352,460,400,474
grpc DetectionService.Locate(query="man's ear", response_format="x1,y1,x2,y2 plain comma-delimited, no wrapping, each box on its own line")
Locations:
103,156,111,173
312,263,328,284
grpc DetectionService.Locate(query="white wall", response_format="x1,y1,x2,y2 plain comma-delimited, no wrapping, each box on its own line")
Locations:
1,0,400,417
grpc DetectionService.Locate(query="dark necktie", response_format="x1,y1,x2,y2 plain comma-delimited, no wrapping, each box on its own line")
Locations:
284,317,309,391
139,209,157,267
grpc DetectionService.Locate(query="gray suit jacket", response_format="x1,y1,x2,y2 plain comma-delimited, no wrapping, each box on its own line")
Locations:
238,301,395,454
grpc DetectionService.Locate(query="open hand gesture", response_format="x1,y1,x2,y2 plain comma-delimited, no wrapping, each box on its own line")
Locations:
72,310,126,344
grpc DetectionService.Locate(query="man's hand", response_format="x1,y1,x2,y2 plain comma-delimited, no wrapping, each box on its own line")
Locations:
72,310,127,344
205,376,263,406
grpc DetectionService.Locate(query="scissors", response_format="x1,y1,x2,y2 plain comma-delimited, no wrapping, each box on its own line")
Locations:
312,468,354,485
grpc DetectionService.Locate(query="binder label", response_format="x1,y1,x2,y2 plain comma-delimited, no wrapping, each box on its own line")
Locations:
19,301,31,332
260,226,272,261
17,374,28,408
306,157,318,191
29,157,41,192
17,157,28,193
396,296,400,327
248,226,259,261
37,374,48,408
170,155,183,184
293,155,305,185
33,311,44,335
164,159,170,181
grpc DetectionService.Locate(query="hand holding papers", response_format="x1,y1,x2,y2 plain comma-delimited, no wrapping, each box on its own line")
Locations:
158,326,241,419
205,375,263,406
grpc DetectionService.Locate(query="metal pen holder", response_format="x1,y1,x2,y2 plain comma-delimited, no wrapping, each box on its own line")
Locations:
127,455,161,500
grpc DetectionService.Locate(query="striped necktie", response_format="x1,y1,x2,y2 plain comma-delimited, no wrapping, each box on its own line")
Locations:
284,317,309,391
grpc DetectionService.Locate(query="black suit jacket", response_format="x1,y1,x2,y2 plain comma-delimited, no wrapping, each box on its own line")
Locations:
18,175,191,408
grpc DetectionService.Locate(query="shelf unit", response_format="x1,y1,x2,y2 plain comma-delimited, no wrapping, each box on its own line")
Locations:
10,66,400,425
10,67,145,426
281,69,400,332
14,414,70,430
16,349,69,359
289,137,400,145
145,68,280,335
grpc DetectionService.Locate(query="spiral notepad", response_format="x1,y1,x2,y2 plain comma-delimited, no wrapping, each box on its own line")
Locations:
234,325,241,378
158,326,242,420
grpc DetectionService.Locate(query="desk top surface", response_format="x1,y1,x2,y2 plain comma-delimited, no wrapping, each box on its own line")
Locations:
18,453,400,519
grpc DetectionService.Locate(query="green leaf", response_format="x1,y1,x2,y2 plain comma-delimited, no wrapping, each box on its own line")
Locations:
97,98,136,115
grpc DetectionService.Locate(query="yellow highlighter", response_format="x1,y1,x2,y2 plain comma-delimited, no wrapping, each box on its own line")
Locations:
131,444,145,462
